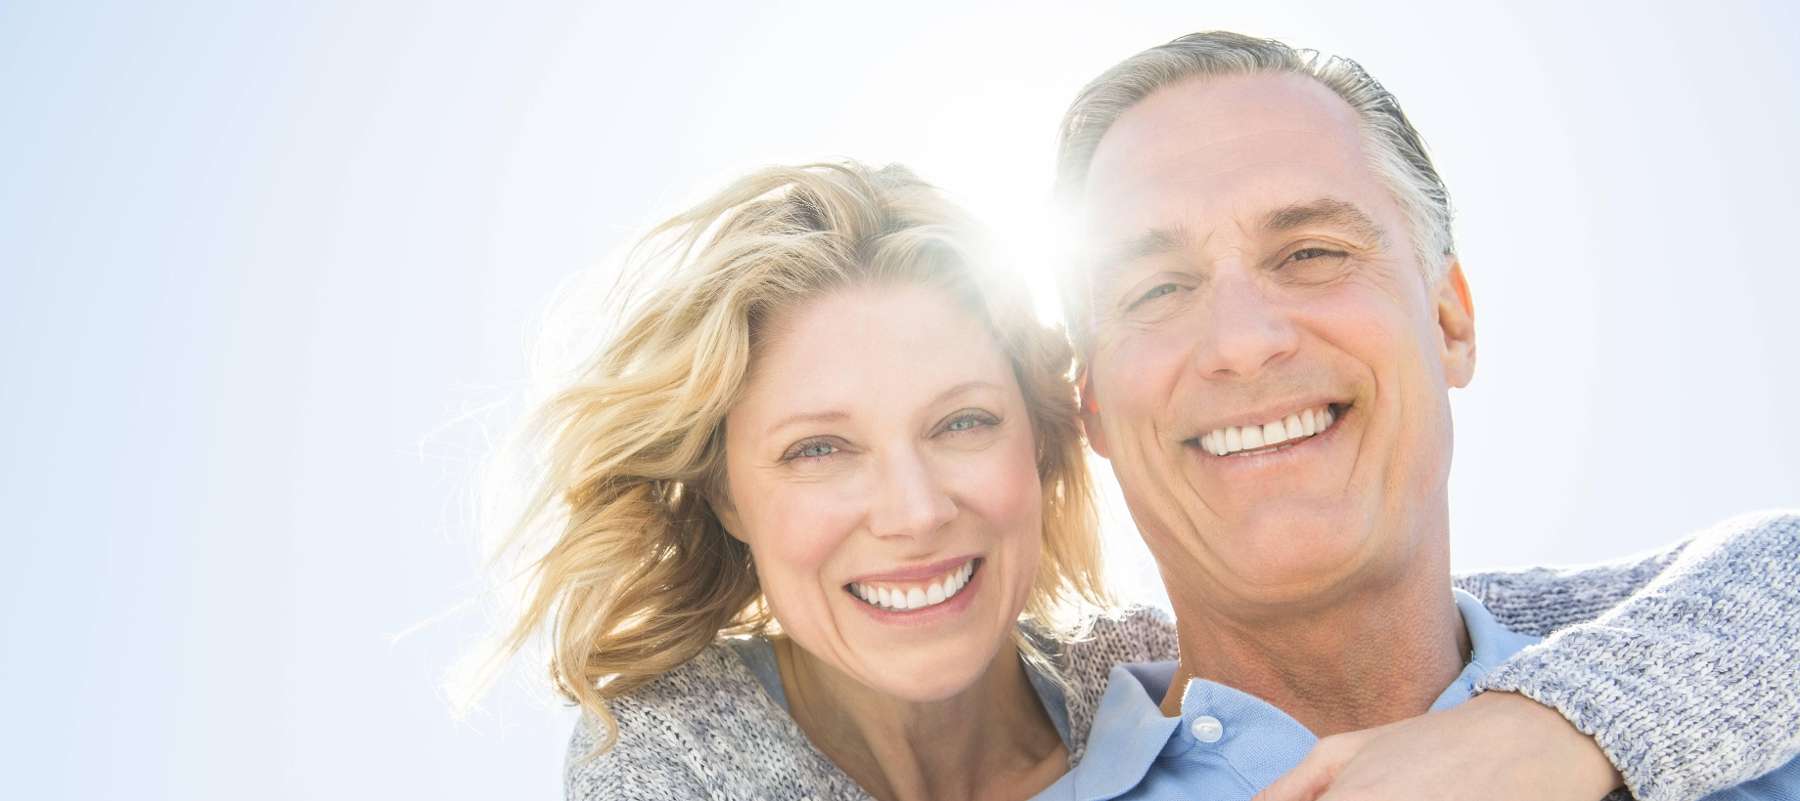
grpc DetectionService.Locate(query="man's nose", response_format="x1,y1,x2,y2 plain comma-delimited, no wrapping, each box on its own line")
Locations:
867,447,957,541
1188,271,1300,380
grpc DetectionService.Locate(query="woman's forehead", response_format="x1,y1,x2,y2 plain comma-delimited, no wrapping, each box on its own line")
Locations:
735,285,1019,429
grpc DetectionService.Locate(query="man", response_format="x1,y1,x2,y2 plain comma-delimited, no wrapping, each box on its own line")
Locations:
1043,32,1800,801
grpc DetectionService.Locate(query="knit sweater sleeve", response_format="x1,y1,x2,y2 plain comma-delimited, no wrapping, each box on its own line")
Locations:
565,710,708,801
1453,510,1800,801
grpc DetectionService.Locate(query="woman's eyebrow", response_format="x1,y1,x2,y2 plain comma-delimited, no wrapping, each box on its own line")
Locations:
931,380,1004,406
765,410,849,439
762,382,1001,438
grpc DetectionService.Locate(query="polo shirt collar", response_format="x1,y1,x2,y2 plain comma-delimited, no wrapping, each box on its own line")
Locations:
1062,661,1183,800
1050,589,1542,801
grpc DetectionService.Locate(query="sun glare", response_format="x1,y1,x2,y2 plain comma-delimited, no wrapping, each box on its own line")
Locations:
907,87,1078,329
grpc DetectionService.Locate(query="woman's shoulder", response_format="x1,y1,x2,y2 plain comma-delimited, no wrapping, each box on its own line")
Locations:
564,641,870,801
607,641,768,721
1046,604,1179,765
564,644,758,798
1060,603,1179,669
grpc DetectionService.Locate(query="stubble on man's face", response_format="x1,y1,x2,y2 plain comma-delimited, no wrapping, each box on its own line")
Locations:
1075,72,1474,615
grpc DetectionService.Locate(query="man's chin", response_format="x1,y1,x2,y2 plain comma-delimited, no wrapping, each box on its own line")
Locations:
1195,517,1379,606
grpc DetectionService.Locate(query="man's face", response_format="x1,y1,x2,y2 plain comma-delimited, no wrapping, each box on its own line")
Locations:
1076,72,1477,611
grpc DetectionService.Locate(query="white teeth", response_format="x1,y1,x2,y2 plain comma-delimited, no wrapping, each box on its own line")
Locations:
1241,426,1264,449
1262,421,1287,446
1198,405,1340,458
849,559,978,612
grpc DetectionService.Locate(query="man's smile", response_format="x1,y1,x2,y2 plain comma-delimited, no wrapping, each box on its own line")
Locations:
1183,401,1352,458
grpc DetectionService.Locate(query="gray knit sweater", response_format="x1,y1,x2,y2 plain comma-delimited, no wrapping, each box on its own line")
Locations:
567,511,1800,801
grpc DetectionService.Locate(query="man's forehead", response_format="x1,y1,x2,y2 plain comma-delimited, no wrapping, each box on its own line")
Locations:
1078,72,1380,242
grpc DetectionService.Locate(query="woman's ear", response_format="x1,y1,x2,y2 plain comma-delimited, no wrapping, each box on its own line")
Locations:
707,482,748,544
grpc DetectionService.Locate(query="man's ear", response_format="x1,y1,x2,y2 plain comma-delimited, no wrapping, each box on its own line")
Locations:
1435,260,1477,388
1078,372,1112,459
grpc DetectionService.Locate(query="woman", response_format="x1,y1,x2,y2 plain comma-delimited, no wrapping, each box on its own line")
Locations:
489,162,1796,801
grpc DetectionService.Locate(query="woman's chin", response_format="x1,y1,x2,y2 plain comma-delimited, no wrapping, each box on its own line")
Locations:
867,664,989,704
849,637,1011,704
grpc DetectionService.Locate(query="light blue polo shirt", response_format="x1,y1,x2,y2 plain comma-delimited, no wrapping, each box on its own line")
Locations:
1034,590,1800,801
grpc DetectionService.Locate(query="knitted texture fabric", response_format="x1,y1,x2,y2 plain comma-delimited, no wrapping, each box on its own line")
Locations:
1475,511,1800,801
567,512,1800,801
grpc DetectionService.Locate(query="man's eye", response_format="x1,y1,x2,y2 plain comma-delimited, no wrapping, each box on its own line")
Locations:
1130,282,1182,308
1288,247,1345,263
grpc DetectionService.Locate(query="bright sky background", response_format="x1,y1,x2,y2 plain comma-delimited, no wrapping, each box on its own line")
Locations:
3,1,1797,799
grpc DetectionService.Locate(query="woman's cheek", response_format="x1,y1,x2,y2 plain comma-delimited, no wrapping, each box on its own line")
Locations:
961,432,1046,544
755,480,866,578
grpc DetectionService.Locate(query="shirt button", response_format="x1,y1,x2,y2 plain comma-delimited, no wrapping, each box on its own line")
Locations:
1190,715,1224,743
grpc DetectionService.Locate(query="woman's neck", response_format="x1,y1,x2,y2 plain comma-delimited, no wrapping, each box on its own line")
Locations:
772,636,1068,801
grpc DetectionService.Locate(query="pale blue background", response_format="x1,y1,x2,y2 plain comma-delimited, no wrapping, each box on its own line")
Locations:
2,1,1796,799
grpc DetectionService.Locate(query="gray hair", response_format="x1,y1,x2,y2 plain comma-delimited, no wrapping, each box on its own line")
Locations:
1055,31,1455,345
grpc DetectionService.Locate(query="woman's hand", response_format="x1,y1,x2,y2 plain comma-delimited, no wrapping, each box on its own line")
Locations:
1252,692,1623,801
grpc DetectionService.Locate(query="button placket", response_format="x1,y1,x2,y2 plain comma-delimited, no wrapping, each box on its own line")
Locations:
1189,715,1224,743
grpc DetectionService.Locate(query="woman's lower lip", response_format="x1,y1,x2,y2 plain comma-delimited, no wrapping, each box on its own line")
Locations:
850,562,982,624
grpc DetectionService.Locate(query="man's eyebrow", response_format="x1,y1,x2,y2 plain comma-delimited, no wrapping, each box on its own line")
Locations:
1087,224,1198,280
1262,198,1388,246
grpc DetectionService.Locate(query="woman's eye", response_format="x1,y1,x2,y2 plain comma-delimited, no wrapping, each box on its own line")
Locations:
787,440,838,460
942,412,997,434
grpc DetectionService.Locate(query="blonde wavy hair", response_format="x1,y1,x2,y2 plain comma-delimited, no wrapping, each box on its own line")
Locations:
491,161,1107,751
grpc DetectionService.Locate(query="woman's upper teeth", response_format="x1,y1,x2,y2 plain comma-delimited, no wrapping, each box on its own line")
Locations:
1200,405,1335,457
847,559,976,611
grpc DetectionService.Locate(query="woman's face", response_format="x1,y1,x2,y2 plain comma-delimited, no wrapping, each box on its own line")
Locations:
720,282,1044,702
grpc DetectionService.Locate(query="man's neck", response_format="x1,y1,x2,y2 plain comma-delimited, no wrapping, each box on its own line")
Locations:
1160,572,1471,737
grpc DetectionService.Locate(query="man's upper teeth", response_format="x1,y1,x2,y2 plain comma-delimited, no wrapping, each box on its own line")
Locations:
1200,406,1335,457
848,560,976,611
